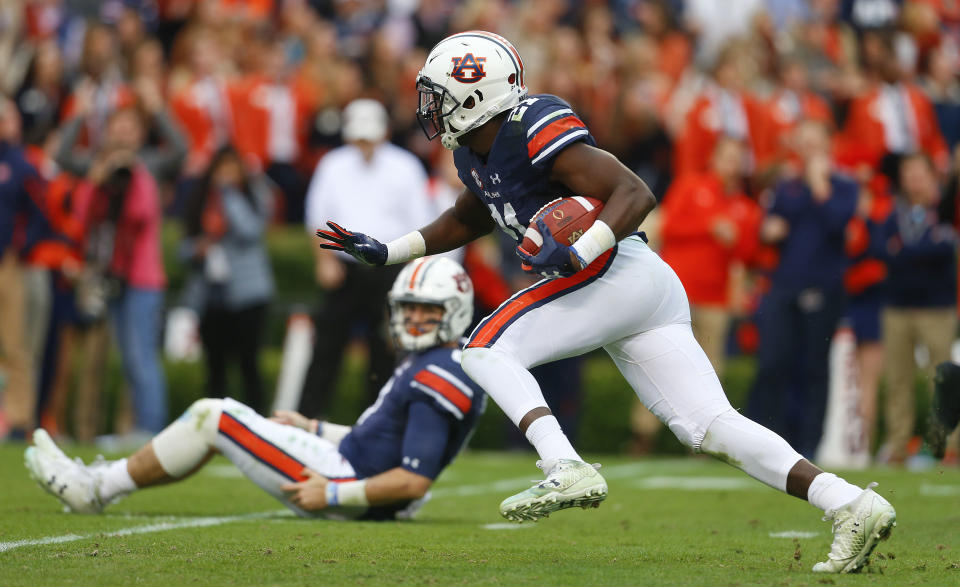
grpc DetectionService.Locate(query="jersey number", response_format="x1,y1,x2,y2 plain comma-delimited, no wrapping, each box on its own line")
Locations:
510,97,540,122
488,203,525,240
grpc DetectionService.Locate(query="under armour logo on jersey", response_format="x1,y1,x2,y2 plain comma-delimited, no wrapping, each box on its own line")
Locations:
451,53,487,83
490,173,502,185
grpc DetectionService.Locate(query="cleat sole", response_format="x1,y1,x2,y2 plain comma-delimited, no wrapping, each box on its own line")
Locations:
500,485,608,522
841,511,897,574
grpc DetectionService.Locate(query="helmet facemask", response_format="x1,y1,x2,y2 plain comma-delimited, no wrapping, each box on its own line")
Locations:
389,297,451,352
416,76,460,144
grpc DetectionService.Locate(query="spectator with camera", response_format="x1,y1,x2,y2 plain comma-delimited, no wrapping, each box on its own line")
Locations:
55,93,176,437
180,145,275,414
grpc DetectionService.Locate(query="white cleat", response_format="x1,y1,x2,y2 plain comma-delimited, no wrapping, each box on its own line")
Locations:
812,483,897,574
24,429,103,514
499,459,607,522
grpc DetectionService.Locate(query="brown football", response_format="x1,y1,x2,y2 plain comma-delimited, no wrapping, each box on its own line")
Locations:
518,196,604,256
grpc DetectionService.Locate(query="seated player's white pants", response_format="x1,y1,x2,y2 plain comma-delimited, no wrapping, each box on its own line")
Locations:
461,236,802,489
157,398,360,518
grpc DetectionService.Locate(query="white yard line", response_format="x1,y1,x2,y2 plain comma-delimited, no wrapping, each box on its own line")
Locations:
629,476,761,491
482,523,531,530
769,531,819,539
0,511,286,554
919,483,960,496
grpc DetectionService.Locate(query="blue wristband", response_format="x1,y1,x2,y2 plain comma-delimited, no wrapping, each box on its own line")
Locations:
325,481,339,506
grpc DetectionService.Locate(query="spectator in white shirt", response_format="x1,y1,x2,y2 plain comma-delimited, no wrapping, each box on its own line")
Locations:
301,99,435,418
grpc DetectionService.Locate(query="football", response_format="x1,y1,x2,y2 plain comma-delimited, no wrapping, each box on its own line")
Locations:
518,196,604,256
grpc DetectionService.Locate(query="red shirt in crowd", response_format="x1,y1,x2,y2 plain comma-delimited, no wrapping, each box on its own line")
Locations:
673,88,767,177
755,89,834,168
73,164,166,290
227,74,314,168
171,76,235,173
837,82,949,171
660,173,762,307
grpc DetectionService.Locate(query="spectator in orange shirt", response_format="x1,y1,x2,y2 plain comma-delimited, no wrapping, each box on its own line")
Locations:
673,42,766,177
661,137,762,374
836,31,949,177
229,33,314,221
756,56,834,171
170,29,236,179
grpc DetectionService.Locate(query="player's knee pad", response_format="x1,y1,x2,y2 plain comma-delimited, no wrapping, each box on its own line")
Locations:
700,409,803,491
152,398,223,478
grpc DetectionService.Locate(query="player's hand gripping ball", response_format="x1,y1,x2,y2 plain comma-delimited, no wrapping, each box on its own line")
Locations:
516,196,604,278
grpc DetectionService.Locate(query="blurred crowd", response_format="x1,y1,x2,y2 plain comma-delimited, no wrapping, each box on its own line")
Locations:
1,0,959,464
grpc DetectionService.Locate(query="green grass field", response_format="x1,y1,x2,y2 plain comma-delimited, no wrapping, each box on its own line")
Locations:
1,444,958,586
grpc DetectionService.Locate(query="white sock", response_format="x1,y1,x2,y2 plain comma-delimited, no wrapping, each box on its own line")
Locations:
98,458,136,503
807,473,864,513
524,415,582,462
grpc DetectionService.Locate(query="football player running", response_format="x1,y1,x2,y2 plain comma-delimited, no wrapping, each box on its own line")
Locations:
25,257,485,521
315,31,896,573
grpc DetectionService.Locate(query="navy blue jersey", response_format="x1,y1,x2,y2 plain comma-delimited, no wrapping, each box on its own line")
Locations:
453,94,597,244
338,345,485,484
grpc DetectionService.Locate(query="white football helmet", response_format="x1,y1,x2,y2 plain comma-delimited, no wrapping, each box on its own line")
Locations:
388,257,474,351
416,31,527,150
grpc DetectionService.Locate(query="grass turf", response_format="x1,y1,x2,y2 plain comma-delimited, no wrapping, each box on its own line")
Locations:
1,444,958,586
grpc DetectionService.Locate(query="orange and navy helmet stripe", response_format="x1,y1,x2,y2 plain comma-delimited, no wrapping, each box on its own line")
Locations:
466,247,617,349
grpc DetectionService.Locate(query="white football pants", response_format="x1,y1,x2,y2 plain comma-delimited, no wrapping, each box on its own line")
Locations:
461,236,803,490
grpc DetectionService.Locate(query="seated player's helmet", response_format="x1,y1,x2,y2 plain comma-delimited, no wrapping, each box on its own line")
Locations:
388,257,474,351
416,31,527,150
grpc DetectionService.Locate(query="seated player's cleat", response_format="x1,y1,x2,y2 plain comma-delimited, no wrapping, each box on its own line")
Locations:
24,429,103,514
499,459,607,522
812,483,897,574
928,362,960,459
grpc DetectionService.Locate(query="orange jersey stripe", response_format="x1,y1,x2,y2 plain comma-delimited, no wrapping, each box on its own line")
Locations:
468,249,613,349
527,116,585,159
218,412,308,482
413,370,471,413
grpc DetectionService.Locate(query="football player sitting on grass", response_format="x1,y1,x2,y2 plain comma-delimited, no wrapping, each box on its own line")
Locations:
25,257,485,521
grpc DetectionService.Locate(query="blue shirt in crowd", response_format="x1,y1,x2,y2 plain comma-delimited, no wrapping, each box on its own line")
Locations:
887,202,958,308
0,142,47,255
768,174,858,291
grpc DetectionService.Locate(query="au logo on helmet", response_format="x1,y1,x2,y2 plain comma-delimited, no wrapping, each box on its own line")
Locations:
450,53,487,83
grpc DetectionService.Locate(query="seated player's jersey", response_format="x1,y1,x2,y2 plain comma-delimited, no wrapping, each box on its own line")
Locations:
338,344,485,512
453,94,597,244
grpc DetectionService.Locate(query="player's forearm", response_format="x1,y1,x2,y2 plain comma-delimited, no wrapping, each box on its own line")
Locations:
325,467,431,508
597,176,657,240
363,468,433,505
419,205,493,256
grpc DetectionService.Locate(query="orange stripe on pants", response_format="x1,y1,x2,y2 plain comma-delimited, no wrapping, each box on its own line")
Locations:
218,412,308,482
467,249,614,349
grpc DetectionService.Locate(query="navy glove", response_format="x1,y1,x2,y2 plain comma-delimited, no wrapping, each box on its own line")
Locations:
316,221,388,266
516,219,577,279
